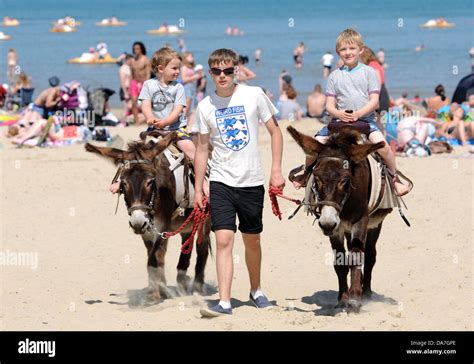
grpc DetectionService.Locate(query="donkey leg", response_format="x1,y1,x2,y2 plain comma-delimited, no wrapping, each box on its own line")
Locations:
142,238,161,301
348,217,368,312
155,238,170,298
193,224,211,294
363,223,382,299
330,232,349,307
146,238,170,300
176,232,193,294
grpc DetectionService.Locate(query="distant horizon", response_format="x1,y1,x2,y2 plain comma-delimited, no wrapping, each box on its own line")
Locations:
1,0,471,106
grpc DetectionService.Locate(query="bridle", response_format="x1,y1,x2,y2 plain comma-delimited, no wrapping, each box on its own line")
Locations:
117,159,158,216
309,156,353,216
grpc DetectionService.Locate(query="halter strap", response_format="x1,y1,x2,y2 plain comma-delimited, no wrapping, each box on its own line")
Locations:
310,155,352,215
127,189,155,215
317,200,343,213
314,156,350,169
120,158,158,215
123,159,153,169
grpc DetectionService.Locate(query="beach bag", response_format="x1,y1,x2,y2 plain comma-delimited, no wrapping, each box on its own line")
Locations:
428,140,453,154
58,84,80,110
92,127,111,142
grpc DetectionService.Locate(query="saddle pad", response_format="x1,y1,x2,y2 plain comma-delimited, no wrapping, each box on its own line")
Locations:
163,148,194,209
367,154,397,214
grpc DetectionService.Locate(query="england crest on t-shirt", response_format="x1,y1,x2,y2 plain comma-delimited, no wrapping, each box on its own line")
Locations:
215,105,249,151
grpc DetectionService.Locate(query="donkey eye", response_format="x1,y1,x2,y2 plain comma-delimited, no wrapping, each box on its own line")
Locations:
338,178,350,188
147,179,155,186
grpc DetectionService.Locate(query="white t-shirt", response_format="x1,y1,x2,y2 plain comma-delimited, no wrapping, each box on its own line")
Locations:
322,53,334,67
192,84,277,187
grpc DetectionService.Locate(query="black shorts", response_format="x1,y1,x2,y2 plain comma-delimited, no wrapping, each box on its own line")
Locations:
209,181,264,234
378,83,390,113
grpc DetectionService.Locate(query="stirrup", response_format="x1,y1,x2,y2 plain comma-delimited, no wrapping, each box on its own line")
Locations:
387,169,413,197
288,164,310,187
288,164,304,182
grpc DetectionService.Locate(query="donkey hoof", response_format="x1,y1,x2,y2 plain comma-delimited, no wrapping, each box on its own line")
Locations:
177,275,191,294
362,290,373,300
159,285,172,299
347,299,362,313
145,290,162,303
335,300,349,309
192,281,205,294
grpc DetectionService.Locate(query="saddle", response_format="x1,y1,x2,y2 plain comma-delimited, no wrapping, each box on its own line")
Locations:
290,152,413,226
142,131,210,216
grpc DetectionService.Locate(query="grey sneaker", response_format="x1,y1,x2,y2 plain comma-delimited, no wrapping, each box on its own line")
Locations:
249,293,274,310
200,304,232,318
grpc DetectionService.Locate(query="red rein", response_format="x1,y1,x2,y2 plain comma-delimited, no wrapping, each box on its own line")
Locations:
168,188,296,254
268,186,301,221
164,196,210,254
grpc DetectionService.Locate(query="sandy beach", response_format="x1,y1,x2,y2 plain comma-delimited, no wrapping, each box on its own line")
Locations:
0,118,472,331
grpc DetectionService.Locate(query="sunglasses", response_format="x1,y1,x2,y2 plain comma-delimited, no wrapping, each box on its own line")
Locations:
210,67,235,76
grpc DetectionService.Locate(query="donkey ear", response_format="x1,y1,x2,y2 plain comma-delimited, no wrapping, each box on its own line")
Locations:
346,141,385,163
150,131,178,157
287,126,325,156
85,143,126,165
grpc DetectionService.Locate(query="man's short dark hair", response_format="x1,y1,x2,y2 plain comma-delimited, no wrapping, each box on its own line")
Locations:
48,76,60,87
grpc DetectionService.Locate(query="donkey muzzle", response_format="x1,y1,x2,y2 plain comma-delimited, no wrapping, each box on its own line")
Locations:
318,206,340,235
129,210,150,234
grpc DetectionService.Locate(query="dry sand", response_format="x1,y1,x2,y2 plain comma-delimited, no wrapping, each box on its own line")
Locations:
1,119,472,331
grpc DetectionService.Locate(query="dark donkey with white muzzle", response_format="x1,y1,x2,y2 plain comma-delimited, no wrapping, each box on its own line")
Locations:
85,132,211,301
288,126,393,312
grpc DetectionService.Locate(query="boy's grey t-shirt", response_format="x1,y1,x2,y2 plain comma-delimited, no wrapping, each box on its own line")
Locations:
325,63,380,121
139,79,187,130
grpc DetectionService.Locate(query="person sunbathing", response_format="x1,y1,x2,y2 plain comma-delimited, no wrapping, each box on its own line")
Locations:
436,103,473,146
10,117,80,146
397,116,441,150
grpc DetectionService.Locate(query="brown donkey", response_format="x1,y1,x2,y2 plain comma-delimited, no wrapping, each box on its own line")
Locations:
288,126,392,312
85,132,211,301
